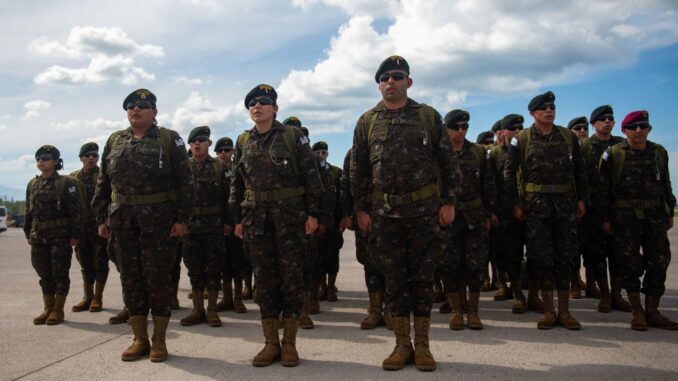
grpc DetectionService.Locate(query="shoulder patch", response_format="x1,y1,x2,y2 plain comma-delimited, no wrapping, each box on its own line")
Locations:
602,151,610,161
486,149,492,160
510,137,518,147
68,185,76,193
175,137,185,147
298,136,309,145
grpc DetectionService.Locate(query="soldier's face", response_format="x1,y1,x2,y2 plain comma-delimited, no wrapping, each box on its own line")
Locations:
249,97,278,124
80,153,99,170
530,104,555,125
189,138,211,157
378,70,412,104
593,116,614,136
494,129,504,142
314,150,328,161
216,149,234,163
571,126,588,139
36,157,55,172
127,103,157,128
624,124,651,145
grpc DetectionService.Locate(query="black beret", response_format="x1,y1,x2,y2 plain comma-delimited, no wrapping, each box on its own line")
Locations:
590,105,614,123
567,116,588,129
214,137,234,151
282,116,302,128
375,55,410,83
188,126,210,143
35,145,60,160
312,141,328,151
244,84,277,109
491,120,502,132
443,109,470,126
78,142,99,157
500,114,525,130
528,91,555,112
122,88,156,110
476,131,494,145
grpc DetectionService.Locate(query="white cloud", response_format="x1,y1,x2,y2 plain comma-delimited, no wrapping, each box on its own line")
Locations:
29,26,164,85
172,76,204,85
292,0,400,17
0,155,36,172
50,117,127,132
21,100,51,120
0,124,6,131
169,91,247,136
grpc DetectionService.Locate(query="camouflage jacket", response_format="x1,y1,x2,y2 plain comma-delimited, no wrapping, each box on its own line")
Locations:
489,143,513,215
581,135,624,217
504,124,587,218
340,148,353,219
71,166,99,224
350,99,461,218
188,155,228,234
229,121,322,224
219,157,235,226
92,124,195,229
453,139,496,224
24,172,81,243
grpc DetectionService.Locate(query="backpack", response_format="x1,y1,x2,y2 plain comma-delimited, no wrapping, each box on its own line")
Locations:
110,126,175,170
29,175,89,234
608,142,668,188
516,125,576,195
236,125,300,176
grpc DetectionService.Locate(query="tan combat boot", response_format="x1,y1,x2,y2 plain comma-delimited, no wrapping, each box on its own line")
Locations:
360,292,384,329
584,268,600,298
216,280,234,312
299,293,314,329
627,291,648,331
645,295,678,330
180,291,206,326
90,280,106,312
46,294,66,325
527,281,545,313
150,315,169,362
121,315,150,361
557,291,581,330
206,290,222,327
252,318,281,366
413,317,436,371
34,294,55,325
233,280,247,313
72,282,93,312
537,290,557,330
610,278,631,312
109,307,129,325
511,282,526,314
447,292,464,330
281,318,300,367
597,277,612,313
327,274,338,302
382,316,414,371
383,305,394,330
309,282,320,315
494,273,510,301
569,272,582,299
467,292,483,330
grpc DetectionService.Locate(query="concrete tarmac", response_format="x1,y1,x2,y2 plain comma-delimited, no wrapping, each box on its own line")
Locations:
1,227,677,381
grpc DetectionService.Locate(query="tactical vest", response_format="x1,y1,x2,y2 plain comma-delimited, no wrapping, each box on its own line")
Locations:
237,125,299,176
192,159,225,216
456,142,486,210
517,125,575,194
28,175,86,232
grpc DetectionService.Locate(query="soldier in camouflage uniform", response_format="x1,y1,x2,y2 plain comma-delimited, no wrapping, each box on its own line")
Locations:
179,126,229,328
214,137,248,313
25,145,81,325
438,110,496,331
487,119,510,299
70,142,110,313
504,91,587,330
599,110,677,331
92,89,194,362
230,85,322,367
580,106,629,312
351,56,461,372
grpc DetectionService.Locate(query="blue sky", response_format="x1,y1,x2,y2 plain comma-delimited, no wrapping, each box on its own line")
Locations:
1,0,677,199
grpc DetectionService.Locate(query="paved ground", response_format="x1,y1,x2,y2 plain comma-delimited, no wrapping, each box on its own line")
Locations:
1,227,677,381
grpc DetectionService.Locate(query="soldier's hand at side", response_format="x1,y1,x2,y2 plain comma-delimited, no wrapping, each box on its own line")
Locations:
305,216,318,235
339,216,353,232
224,224,234,236
357,211,372,233
235,224,244,239
490,213,500,227
170,223,188,237
602,221,613,235
668,217,674,231
512,206,525,221
98,224,110,239
576,200,586,221
439,205,455,226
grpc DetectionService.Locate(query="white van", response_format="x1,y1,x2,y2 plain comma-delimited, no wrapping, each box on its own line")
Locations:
0,205,7,233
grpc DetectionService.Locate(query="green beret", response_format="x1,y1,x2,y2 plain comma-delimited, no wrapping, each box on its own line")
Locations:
476,131,494,145
312,141,328,151
282,116,302,128
188,126,210,143
214,137,234,151
78,142,99,157
567,116,588,129
122,88,156,110
244,84,277,109
500,114,524,130
528,91,555,112
590,105,613,123
375,55,410,83
35,145,60,160
491,120,502,132
443,109,470,126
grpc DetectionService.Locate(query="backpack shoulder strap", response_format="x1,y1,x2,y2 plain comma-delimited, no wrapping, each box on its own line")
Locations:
236,131,250,150
280,126,300,176
581,137,592,159
363,109,380,144
212,159,224,190
518,128,531,165
556,126,574,153
610,144,626,187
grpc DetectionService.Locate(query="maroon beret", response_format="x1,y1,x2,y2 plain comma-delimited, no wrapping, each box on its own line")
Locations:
621,110,649,131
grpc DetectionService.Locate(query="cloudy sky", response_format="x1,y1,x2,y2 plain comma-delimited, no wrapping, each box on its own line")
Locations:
1,0,678,196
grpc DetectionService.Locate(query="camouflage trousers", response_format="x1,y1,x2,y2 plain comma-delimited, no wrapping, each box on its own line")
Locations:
439,213,489,293
244,204,307,319
495,210,527,285
183,232,225,292
355,229,384,293
222,234,248,283
582,213,618,280
303,236,319,291
370,213,442,318
31,240,72,295
75,228,109,284
612,209,671,296
525,212,578,291
315,230,344,280
171,238,182,285
110,225,174,317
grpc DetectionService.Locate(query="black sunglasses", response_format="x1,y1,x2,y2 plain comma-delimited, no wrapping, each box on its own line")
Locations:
191,136,209,143
126,101,155,110
378,72,408,82
216,148,233,153
626,123,651,130
248,96,275,108
535,103,556,111
447,122,469,131
504,125,523,131
571,126,588,131
595,115,614,122
36,155,54,162
83,153,99,158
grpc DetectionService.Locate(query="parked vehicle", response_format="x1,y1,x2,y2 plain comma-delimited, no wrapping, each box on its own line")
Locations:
0,205,7,233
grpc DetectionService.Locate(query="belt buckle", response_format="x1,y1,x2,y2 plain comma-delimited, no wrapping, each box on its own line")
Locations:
259,191,270,202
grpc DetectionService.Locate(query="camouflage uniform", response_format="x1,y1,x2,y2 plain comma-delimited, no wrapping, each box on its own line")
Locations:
315,160,343,290
350,99,461,318
92,124,194,318
230,121,322,319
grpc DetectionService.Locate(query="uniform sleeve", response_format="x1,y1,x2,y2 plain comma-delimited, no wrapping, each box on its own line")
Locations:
350,115,371,213
481,148,497,212
295,129,322,218
221,164,232,226
317,162,335,227
65,178,81,240
23,181,32,239
570,132,588,203
92,135,113,225
661,148,676,217
504,137,521,207
434,114,461,206
169,130,195,225
597,148,614,222
229,141,245,225
340,149,353,218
